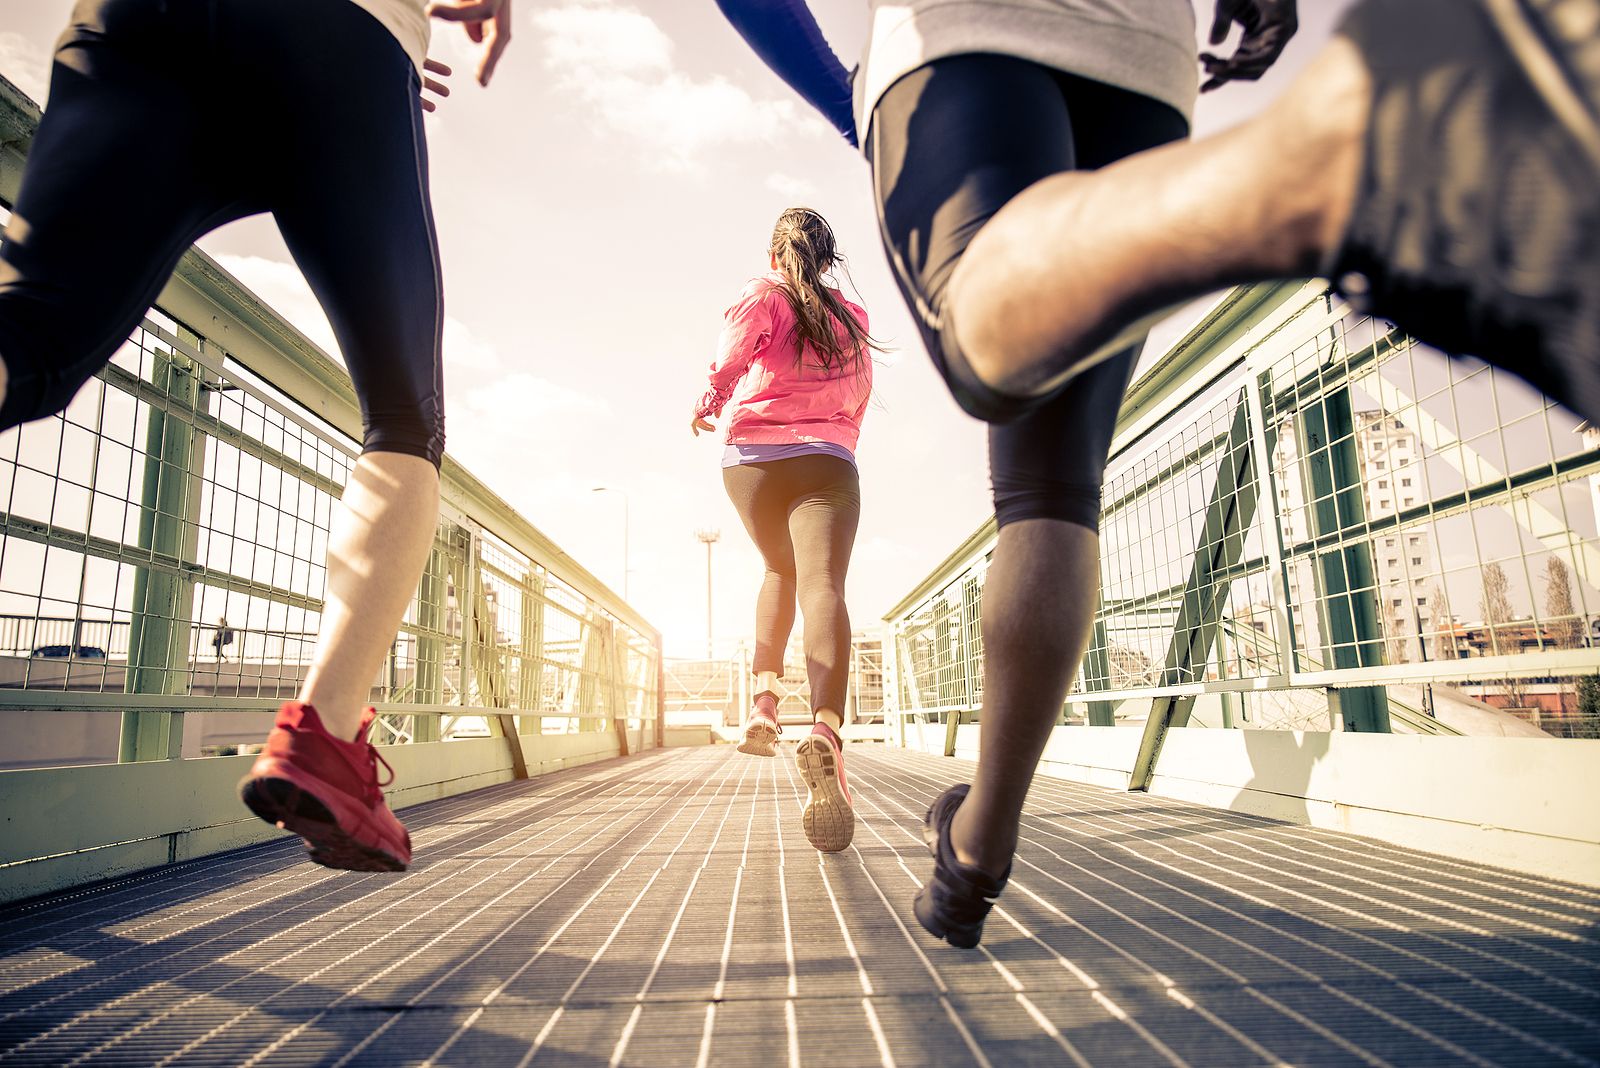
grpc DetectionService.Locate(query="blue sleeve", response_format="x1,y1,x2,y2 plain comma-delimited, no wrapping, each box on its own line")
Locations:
714,0,858,148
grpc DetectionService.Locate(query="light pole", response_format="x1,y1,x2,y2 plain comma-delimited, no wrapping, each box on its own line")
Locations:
591,486,630,600
695,528,719,658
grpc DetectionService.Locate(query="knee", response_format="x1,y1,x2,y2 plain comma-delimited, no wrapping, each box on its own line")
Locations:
0,349,108,432
992,474,1103,532
361,397,446,470
797,571,847,607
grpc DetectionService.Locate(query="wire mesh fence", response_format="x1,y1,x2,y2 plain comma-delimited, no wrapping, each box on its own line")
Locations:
0,299,659,769
886,284,1600,741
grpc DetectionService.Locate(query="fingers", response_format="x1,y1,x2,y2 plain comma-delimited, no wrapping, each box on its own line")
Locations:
424,57,452,76
1198,0,1296,92
477,1,512,86
426,0,500,22
423,76,450,97
1209,0,1236,45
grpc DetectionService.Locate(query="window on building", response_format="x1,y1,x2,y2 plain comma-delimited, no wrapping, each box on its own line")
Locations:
1380,499,1390,508
1418,597,1428,605
1412,556,1422,565
1403,497,1414,507
1388,559,1398,568
1393,599,1404,607
1386,538,1396,547
1409,536,1419,546
1375,460,1386,469
1402,478,1412,487
1378,480,1388,489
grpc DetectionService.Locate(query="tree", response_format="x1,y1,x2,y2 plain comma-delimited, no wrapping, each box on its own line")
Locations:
1480,562,1529,710
1575,675,1600,739
1543,555,1582,649
1544,556,1581,717
1481,562,1515,655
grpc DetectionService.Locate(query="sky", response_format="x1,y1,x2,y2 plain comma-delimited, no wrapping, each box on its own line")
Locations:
0,0,1362,658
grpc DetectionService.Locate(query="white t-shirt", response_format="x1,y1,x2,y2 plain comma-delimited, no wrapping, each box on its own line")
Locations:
854,0,1199,136
347,0,431,74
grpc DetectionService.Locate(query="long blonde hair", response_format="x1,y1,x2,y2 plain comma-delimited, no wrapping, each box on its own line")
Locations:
768,207,883,373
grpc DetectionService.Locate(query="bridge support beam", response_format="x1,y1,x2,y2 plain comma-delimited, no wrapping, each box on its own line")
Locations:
121,348,206,762
1300,384,1390,733
1130,394,1264,791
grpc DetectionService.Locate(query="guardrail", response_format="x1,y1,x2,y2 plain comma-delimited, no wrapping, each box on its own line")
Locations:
0,74,664,900
881,282,1600,884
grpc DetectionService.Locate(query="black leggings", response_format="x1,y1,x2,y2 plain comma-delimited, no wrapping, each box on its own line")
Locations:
0,0,445,466
869,54,1188,531
723,455,860,715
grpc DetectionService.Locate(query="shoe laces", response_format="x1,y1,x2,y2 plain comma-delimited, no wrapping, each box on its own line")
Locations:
363,742,396,804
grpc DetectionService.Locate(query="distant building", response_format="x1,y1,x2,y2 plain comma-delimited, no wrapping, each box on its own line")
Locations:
1271,411,1439,664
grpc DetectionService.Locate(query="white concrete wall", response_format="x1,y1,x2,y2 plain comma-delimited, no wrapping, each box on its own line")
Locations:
0,731,653,904
894,722,1600,888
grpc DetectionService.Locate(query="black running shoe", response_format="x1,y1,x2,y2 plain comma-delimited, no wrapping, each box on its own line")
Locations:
1329,0,1600,424
913,784,1009,948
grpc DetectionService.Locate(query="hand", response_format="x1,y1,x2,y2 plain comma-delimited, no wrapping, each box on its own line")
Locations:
420,58,451,112
1200,0,1297,92
427,0,513,87
691,416,716,437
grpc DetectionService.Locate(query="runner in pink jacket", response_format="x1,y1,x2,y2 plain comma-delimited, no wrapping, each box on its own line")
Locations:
692,207,876,854
696,273,872,452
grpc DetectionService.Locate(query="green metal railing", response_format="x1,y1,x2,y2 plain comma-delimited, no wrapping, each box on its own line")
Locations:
884,282,1600,775
0,74,662,773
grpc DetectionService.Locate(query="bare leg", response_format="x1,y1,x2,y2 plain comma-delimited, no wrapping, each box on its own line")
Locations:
816,707,843,732
756,670,779,693
299,451,440,741
947,39,1371,398
948,519,1099,878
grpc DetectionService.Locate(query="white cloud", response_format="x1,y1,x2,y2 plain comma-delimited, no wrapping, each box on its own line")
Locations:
531,0,825,169
764,172,817,202
0,32,50,105
461,371,608,434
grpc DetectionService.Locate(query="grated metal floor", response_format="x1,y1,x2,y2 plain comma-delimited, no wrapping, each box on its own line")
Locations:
1,744,1597,1067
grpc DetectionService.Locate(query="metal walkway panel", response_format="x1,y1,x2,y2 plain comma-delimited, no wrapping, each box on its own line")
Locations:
0,745,1596,1066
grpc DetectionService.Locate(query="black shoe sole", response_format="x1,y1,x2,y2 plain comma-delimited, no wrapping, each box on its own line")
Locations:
240,775,407,872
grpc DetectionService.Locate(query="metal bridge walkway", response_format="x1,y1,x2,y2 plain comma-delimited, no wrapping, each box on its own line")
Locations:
1,745,1596,1067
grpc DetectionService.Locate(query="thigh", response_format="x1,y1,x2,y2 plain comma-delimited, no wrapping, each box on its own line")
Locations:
868,54,1077,359
0,2,253,424
984,76,1190,530
248,0,444,462
786,458,861,582
724,463,798,576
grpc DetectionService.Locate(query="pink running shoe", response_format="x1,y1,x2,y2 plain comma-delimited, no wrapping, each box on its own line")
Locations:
795,721,853,852
239,702,412,871
737,691,782,757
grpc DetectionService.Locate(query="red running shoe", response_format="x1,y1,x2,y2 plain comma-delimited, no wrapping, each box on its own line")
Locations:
737,691,782,757
795,721,853,852
239,702,412,871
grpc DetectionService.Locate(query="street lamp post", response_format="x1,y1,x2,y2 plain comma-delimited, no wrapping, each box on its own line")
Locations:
590,486,630,600
695,528,719,658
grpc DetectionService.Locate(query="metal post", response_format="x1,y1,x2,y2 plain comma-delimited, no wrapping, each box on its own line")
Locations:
1084,615,1116,726
1300,384,1390,732
121,348,205,762
413,542,447,743
1130,394,1266,790
696,528,719,657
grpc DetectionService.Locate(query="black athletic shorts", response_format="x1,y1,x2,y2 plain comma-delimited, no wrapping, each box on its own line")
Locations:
0,0,446,467
869,54,1188,531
